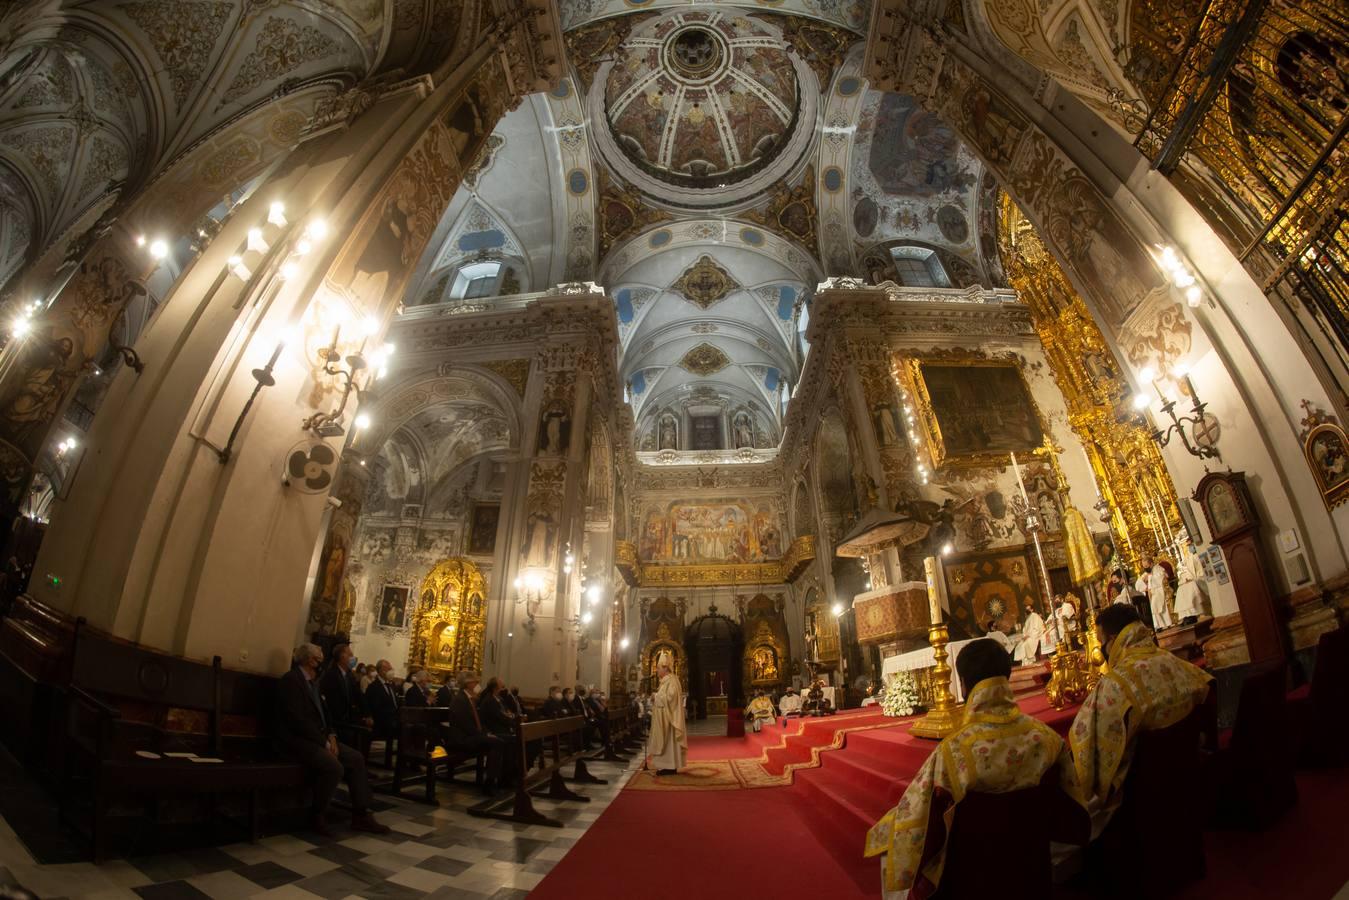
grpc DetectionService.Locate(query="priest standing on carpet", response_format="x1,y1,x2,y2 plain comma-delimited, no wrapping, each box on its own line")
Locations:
648,651,687,775
1069,604,1212,833
864,639,1086,898
1016,599,1047,664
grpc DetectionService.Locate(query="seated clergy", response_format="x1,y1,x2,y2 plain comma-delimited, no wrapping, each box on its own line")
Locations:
778,686,803,717
864,639,1084,898
984,620,1015,655
1069,604,1212,832
276,644,389,836
746,690,776,732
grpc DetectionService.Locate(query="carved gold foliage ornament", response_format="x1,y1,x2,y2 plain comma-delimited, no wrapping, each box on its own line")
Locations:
671,254,739,310
478,357,530,398
679,342,730,375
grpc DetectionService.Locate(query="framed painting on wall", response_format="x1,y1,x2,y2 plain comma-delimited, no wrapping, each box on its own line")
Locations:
468,503,500,555
902,357,1045,468
375,584,410,631
1304,422,1349,509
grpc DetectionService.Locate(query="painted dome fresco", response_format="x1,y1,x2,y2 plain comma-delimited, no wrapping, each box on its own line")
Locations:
598,12,813,201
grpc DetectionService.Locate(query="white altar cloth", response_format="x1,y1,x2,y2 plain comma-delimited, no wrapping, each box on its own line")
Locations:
881,639,979,702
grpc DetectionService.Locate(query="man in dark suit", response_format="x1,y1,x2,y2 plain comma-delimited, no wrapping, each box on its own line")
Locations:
506,686,526,718
363,658,400,740
403,669,430,707
320,642,371,749
541,686,567,718
435,680,455,707
445,671,505,793
277,643,388,836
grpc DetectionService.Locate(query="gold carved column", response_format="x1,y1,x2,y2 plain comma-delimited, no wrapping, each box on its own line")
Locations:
999,195,1182,562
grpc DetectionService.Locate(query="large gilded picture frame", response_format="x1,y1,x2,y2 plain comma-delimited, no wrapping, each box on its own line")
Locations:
900,356,1046,469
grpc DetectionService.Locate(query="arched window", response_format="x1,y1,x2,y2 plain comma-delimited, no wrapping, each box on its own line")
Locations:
450,260,502,300
889,246,950,288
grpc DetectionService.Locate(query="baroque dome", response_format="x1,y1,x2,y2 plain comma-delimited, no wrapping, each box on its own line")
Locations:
592,12,818,209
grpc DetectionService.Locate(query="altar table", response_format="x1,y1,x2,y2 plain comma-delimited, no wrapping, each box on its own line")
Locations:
882,639,979,701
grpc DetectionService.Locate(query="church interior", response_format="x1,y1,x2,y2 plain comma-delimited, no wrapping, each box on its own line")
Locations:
0,0,1346,897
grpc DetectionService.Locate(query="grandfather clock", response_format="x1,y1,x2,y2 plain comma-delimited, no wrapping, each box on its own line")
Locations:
1193,471,1288,666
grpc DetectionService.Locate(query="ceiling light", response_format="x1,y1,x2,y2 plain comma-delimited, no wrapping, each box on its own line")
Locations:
620,637,630,649
1185,285,1202,307
363,315,380,336
580,611,593,625
1138,365,1156,382
941,542,953,556
1171,361,1191,379
247,228,268,254
1173,270,1195,288
148,239,168,260
831,602,844,617
279,261,298,280
268,201,287,228
295,238,313,256
11,317,30,338
353,413,371,430
306,218,328,240
1132,392,1151,411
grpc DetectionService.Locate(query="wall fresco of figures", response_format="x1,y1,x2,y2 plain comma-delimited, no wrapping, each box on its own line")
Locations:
638,499,785,563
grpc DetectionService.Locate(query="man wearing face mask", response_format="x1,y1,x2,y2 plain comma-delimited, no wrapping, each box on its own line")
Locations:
363,659,400,753
542,686,567,717
276,643,389,836
321,642,372,749
445,671,505,794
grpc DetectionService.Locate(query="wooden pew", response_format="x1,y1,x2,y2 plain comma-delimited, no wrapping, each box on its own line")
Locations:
59,625,308,860
469,715,595,828
378,706,484,804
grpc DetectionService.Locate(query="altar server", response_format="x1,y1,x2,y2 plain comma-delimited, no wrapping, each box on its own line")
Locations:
865,639,1084,897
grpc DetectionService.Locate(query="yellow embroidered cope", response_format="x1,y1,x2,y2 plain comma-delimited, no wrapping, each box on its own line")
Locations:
864,677,1083,894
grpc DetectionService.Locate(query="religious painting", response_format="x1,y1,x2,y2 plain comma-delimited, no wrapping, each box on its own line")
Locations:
468,503,499,555
867,93,973,196
942,548,1039,642
690,414,721,450
1304,422,1349,509
906,359,1044,467
1201,545,1230,585
637,499,784,563
376,584,410,630
327,123,454,311
538,402,572,456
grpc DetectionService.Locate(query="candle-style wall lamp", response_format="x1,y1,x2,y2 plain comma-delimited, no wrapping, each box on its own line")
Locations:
1130,361,1220,460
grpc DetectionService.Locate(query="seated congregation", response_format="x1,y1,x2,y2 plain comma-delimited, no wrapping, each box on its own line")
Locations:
861,604,1325,898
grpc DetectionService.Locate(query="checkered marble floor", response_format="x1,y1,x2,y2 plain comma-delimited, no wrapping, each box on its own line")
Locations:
0,755,638,899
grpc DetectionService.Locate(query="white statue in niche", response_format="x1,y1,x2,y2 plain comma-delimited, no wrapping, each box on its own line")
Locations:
733,412,753,449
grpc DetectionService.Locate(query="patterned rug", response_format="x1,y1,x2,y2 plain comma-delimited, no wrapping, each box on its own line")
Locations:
627,715,906,791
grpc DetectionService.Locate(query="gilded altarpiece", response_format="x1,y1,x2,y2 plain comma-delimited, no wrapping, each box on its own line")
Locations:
741,594,790,688
408,558,488,679
999,196,1182,561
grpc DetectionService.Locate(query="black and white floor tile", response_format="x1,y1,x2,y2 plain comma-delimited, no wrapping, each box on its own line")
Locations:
0,756,635,900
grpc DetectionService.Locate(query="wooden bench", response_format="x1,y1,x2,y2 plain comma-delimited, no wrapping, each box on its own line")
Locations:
469,715,596,827
59,624,308,860
377,706,484,804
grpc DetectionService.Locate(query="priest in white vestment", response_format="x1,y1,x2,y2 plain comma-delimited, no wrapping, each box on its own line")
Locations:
1145,556,1174,630
1172,543,1209,622
1016,600,1046,664
648,653,687,775
778,687,803,717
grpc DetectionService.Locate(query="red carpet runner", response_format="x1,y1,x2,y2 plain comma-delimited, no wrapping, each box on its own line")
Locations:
530,696,1349,899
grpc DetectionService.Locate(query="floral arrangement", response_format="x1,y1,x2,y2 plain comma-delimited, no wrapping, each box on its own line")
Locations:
881,672,921,718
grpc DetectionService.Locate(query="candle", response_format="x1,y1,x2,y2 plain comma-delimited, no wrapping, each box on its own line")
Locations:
1010,451,1030,504
924,556,943,625
1081,446,1102,500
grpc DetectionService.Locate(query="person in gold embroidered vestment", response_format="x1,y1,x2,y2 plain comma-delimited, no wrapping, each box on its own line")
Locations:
864,639,1085,898
1068,604,1213,831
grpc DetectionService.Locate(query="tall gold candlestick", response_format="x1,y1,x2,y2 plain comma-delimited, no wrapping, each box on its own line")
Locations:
911,559,963,740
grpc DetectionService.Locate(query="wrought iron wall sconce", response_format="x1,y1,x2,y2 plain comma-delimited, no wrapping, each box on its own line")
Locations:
218,336,288,464
514,569,547,635
1131,362,1220,460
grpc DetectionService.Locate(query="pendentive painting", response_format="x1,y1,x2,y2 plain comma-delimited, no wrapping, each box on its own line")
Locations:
911,360,1043,465
638,500,783,564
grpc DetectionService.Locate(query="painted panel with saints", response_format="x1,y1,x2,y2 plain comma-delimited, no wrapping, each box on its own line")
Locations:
638,499,784,563
917,362,1043,461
